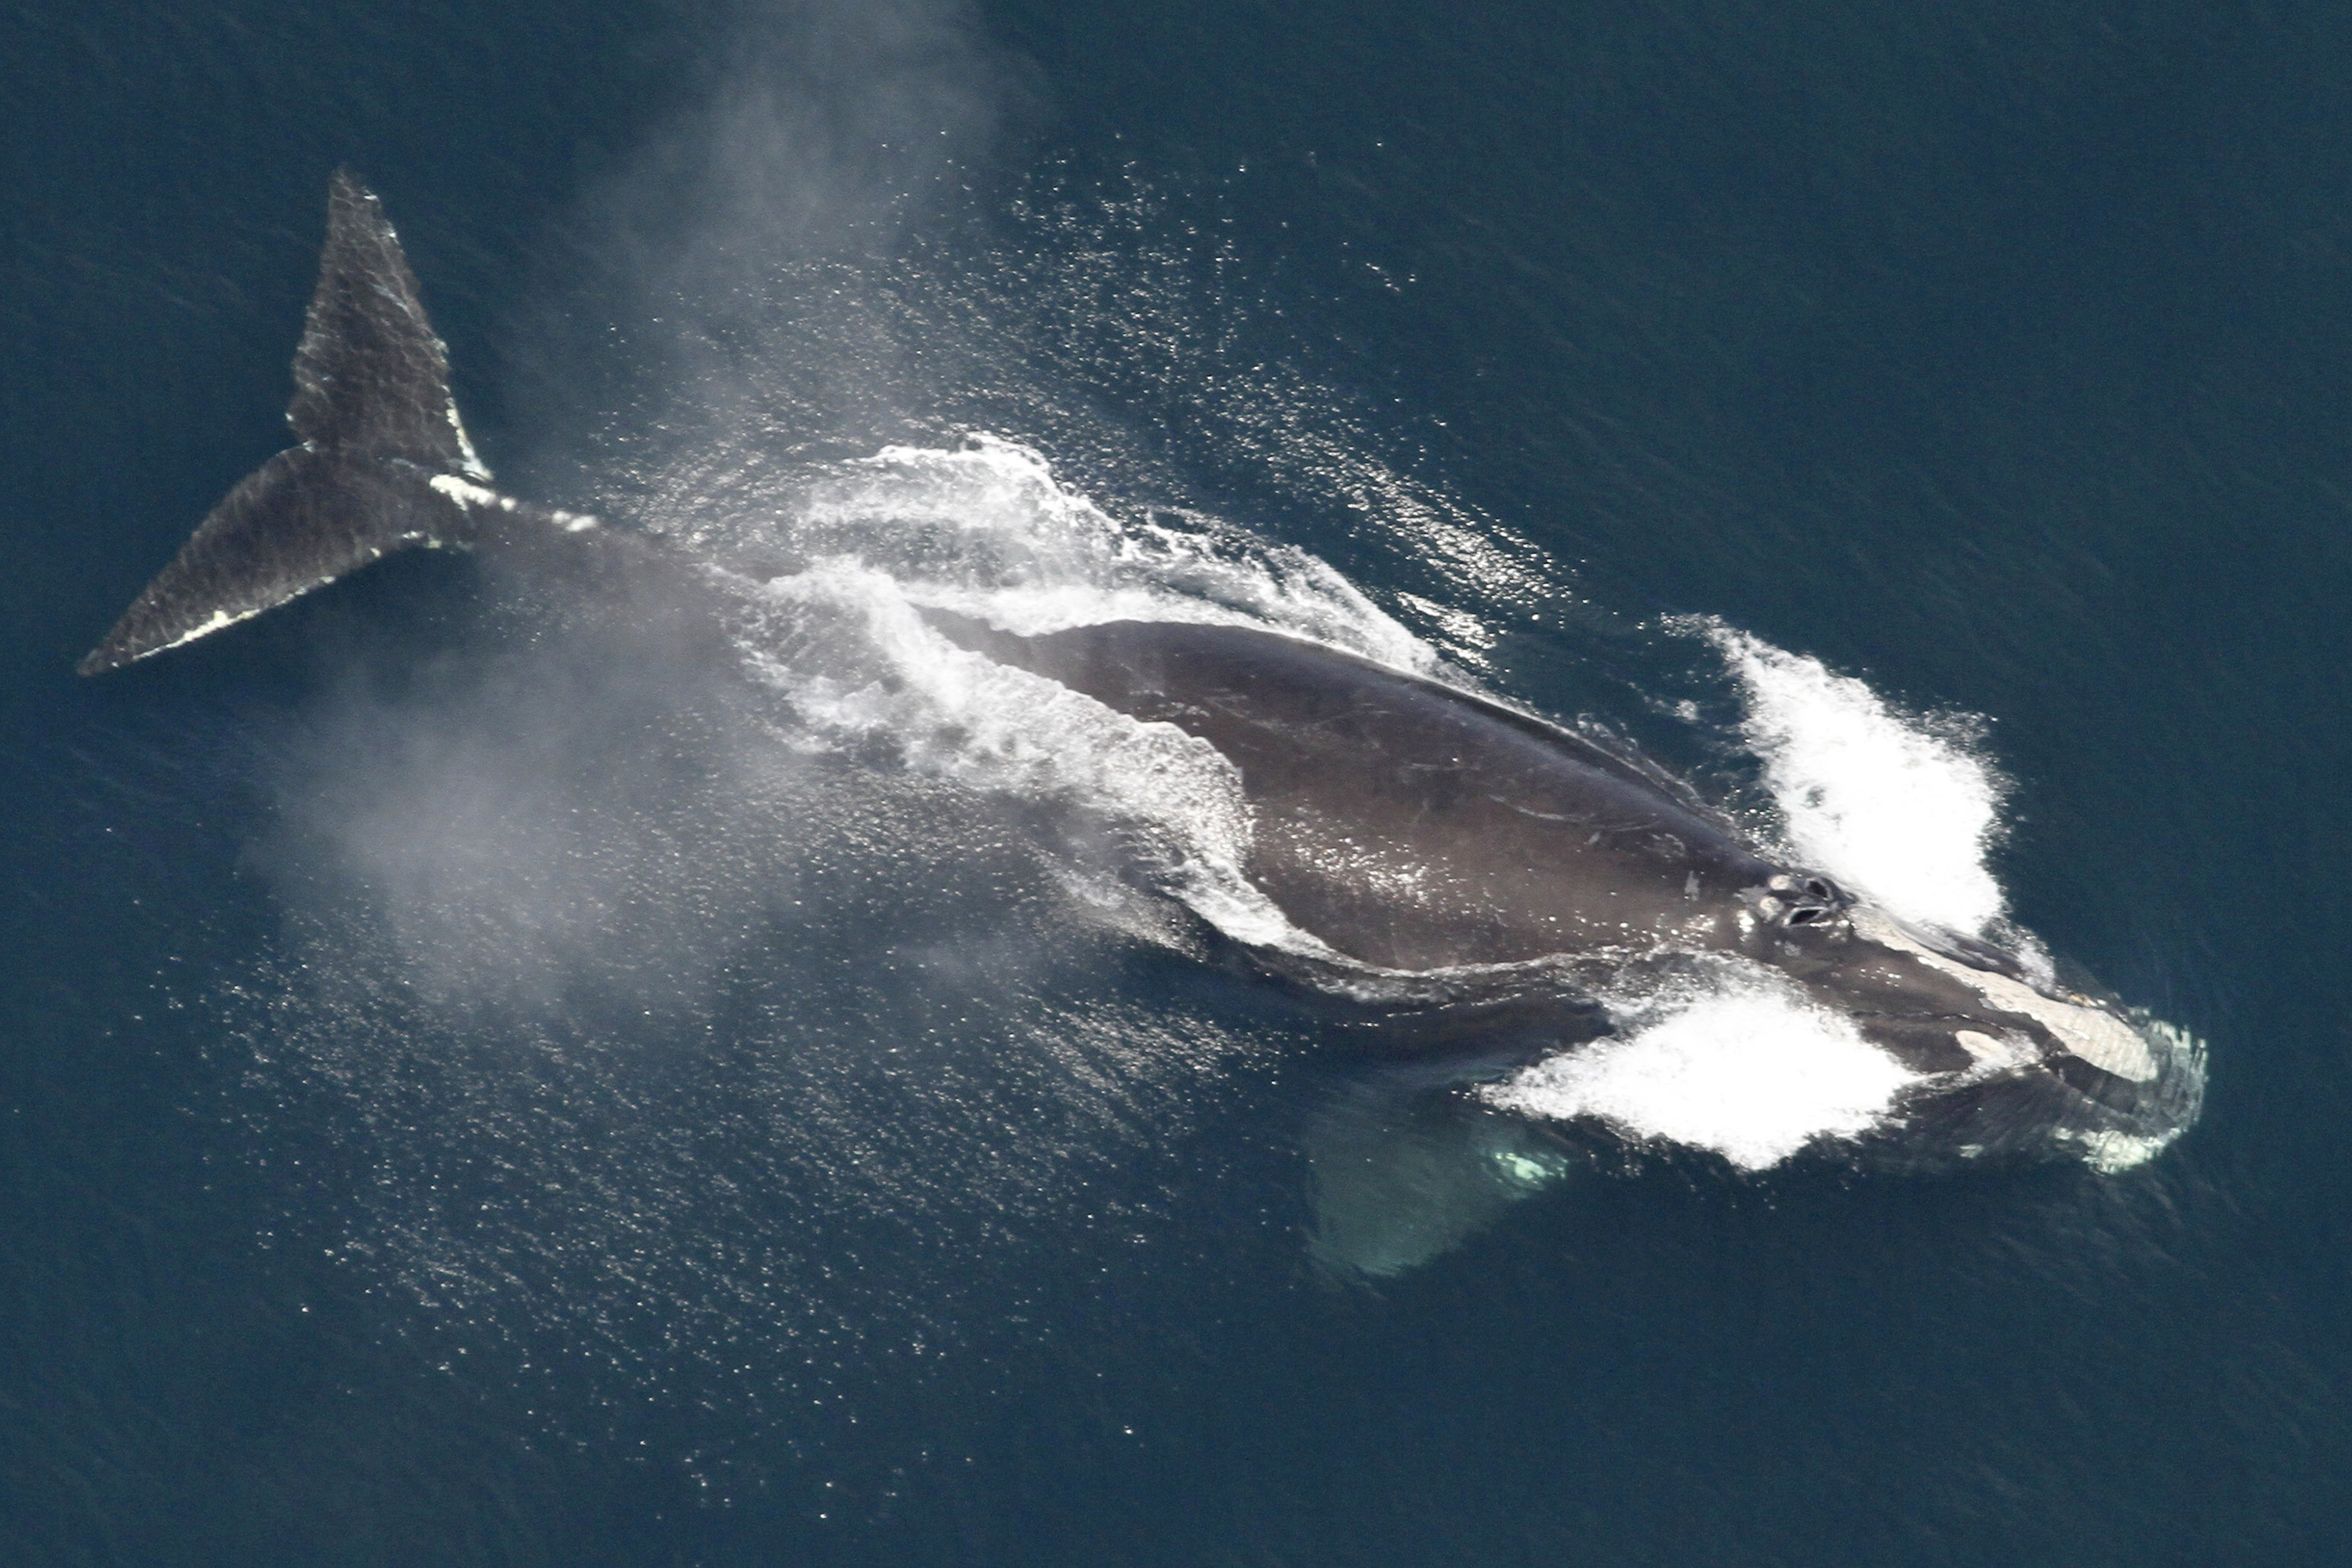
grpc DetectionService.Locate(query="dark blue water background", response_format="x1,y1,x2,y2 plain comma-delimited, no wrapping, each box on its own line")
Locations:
5,2,2348,1563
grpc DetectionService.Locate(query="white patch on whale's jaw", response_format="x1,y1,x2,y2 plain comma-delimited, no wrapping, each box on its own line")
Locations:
1846,908,2159,1083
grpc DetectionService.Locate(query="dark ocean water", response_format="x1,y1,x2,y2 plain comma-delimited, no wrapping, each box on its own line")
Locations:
5,2,2349,1564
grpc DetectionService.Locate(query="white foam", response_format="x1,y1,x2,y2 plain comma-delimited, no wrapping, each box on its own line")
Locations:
1480,969,1923,1169
796,435,1436,670
695,435,1445,961
2059,1127,2175,1174
1708,626,2008,938
427,474,510,510
743,555,1349,960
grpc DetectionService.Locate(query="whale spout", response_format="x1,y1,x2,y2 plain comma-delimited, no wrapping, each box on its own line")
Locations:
78,169,492,675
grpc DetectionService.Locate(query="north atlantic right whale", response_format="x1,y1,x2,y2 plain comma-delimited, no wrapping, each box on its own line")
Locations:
917,612,2188,1091
80,172,2205,1272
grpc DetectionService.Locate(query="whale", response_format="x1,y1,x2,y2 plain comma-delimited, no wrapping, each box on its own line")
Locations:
83,173,2203,1269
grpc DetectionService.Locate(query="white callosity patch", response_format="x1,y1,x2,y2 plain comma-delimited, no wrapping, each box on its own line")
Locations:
1481,965,1924,1170
1848,908,2158,1082
1708,625,2009,939
1952,1029,2037,1069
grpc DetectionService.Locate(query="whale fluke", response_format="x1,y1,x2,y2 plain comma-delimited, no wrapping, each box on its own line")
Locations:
287,169,490,476
78,169,488,675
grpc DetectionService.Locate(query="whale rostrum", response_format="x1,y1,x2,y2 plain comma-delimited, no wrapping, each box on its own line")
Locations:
84,175,2204,1265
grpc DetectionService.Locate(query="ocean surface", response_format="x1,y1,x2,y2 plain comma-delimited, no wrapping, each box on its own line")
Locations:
5,2,2348,1564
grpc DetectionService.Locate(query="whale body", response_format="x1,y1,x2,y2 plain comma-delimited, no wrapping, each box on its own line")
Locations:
83,174,2204,1269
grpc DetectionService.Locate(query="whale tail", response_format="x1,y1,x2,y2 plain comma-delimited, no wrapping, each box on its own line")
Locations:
78,169,493,674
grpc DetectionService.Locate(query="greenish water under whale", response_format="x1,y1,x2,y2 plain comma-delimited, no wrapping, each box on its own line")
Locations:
4,2,2348,1563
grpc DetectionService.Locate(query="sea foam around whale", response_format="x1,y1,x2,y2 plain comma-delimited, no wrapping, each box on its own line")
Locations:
714,436,2025,1172
1481,635,2031,1167
1708,626,2011,942
1479,971,1924,1171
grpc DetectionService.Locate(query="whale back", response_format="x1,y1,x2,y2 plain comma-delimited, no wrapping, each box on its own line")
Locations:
927,614,1792,971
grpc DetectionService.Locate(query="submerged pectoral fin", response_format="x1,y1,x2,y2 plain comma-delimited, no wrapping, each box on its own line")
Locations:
1303,1076,1570,1278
